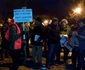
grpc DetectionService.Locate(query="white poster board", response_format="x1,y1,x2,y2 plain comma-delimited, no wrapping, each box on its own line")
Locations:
13,9,33,22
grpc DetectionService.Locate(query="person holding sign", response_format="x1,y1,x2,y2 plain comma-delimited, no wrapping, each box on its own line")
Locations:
69,31,80,69
59,19,71,63
31,17,45,67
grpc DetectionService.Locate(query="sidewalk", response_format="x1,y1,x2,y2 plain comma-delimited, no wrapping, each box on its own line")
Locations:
0,58,73,70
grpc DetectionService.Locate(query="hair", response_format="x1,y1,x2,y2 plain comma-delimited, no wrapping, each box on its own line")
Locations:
35,17,42,23
60,19,68,24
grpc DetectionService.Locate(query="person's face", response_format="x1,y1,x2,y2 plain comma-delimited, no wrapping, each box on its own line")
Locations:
79,22,84,27
8,18,12,23
63,22,67,27
35,20,41,26
53,21,58,26
72,31,78,37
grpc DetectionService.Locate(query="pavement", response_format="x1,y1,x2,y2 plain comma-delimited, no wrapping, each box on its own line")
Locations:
0,47,78,70
0,56,76,70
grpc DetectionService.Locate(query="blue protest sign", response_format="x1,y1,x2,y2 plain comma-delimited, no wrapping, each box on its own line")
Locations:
13,9,33,22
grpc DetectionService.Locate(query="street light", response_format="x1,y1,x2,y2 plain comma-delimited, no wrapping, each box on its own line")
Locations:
42,20,49,26
44,20,49,24
74,8,81,14
71,7,82,20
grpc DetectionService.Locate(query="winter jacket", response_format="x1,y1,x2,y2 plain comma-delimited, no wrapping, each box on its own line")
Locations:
31,25,45,46
78,25,85,52
5,21,22,50
46,24,60,44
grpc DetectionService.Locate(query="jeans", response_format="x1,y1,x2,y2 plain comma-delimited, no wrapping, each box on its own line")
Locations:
9,50,21,70
46,44,57,66
55,43,61,62
80,50,85,70
32,45,42,64
72,47,80,68
26,38,29,57
63,47,69,62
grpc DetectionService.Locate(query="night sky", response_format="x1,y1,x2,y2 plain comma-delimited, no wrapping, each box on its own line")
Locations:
0,0,76,19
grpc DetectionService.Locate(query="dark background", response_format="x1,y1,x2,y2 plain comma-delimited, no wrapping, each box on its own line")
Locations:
0,0,79,20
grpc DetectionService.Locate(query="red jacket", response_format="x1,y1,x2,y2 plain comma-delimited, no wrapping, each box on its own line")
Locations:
5,21,22,50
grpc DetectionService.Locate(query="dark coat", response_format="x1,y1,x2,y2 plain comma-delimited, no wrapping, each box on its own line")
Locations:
78,25,85,52
31,25,45,46
46,24,60,44
1,24,9,49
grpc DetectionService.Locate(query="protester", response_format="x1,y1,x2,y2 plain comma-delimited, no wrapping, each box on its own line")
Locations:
45,17,60,68
59,19,71,63
5,17,22,70
69,30,80,69
1,22,9,58
31,17,45,67
0,20,4,60
25,22,31,57
77,20,85,70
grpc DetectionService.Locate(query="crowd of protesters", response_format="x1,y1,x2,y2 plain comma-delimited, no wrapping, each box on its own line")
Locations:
0,16,85,70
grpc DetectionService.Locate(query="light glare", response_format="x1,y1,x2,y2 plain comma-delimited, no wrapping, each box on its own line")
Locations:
44,20,48,24
74,8,81,14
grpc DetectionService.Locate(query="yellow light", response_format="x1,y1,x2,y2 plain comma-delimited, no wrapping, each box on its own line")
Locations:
44,20,48,24
42,23,45,26
49,20,52,24
0,24,3,26
42,20,49,26
74,8,81,14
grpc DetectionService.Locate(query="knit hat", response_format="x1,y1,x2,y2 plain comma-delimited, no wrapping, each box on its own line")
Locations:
35,17,42,23
51,17,58,25
52,17,58,22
